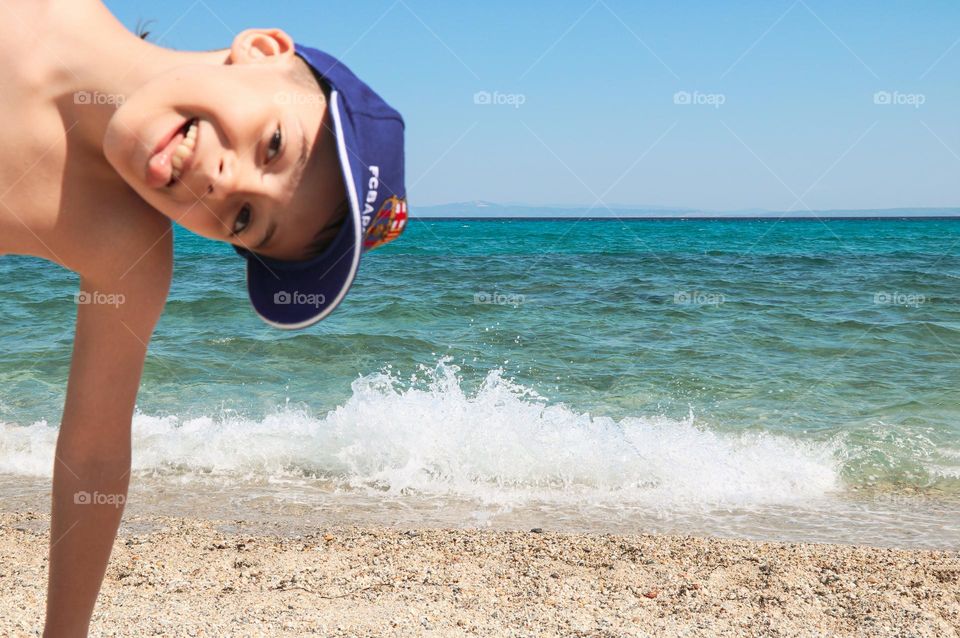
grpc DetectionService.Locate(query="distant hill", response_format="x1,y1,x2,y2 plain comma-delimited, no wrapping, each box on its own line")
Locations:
413,201,960,219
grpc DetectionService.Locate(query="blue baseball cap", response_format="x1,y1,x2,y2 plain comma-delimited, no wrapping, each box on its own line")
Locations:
233,43,408,329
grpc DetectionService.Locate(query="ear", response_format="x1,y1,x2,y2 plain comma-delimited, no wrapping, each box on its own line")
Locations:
229,28,295,64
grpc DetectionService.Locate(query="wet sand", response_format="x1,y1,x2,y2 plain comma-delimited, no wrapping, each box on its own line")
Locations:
1,511,958,637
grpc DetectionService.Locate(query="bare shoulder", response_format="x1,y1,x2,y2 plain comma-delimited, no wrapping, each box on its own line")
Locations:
0,0,81,39
75,204,174,332
0,2,50,62
0,0,106,83
95,203,172,268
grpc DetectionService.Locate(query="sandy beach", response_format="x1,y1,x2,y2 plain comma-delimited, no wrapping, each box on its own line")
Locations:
0,511,957,637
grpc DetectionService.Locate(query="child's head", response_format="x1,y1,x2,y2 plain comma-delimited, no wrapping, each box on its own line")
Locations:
104,29,347,261
104,30,408,329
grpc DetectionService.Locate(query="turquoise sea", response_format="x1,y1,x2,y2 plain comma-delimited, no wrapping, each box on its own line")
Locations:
1,218,958,548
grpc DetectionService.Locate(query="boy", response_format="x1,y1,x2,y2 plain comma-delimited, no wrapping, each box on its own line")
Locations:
0,1,407,635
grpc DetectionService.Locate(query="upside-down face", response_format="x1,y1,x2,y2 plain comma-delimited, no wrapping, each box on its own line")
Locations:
103,29,346,260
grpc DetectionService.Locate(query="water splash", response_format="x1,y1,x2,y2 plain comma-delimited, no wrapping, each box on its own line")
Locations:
0,360,842,510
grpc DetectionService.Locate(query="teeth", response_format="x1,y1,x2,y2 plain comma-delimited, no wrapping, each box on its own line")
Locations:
170,120,198,181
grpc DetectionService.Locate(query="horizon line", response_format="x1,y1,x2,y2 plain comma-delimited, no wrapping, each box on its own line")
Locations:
411,215,960,221
416,203,960,212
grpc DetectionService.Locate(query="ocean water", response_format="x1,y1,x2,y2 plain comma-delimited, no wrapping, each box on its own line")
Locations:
1,218,958,548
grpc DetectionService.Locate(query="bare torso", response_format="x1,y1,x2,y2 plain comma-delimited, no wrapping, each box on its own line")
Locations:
0,0,171,277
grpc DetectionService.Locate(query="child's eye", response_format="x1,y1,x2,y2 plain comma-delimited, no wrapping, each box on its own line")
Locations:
266,126,282,162
233,204,252,235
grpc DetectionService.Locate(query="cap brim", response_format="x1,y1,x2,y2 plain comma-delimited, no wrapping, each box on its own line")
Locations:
245,90,363,330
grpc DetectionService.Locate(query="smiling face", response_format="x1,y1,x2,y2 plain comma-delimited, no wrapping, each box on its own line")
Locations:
103,29,347,261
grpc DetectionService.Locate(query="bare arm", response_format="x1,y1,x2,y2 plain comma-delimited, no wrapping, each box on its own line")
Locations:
43,234,172,638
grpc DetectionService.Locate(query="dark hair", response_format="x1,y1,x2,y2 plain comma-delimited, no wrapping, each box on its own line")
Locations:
135,18,154,40
305,197,350,256
295,58,350,258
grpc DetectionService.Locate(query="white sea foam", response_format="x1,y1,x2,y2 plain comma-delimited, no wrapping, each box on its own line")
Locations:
0,360,842,510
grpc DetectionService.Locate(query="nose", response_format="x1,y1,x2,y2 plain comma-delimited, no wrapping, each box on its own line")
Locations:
202,149,272,212
206,153,237,199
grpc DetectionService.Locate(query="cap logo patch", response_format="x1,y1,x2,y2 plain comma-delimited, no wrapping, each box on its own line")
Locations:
363,196,408,251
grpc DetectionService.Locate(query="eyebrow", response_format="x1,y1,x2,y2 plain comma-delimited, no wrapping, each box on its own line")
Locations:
254,121,310,253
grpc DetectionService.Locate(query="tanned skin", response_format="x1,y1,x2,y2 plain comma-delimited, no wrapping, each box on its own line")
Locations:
0,1,345,635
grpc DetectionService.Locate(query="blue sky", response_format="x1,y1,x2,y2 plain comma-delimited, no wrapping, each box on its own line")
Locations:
105,0,960,211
